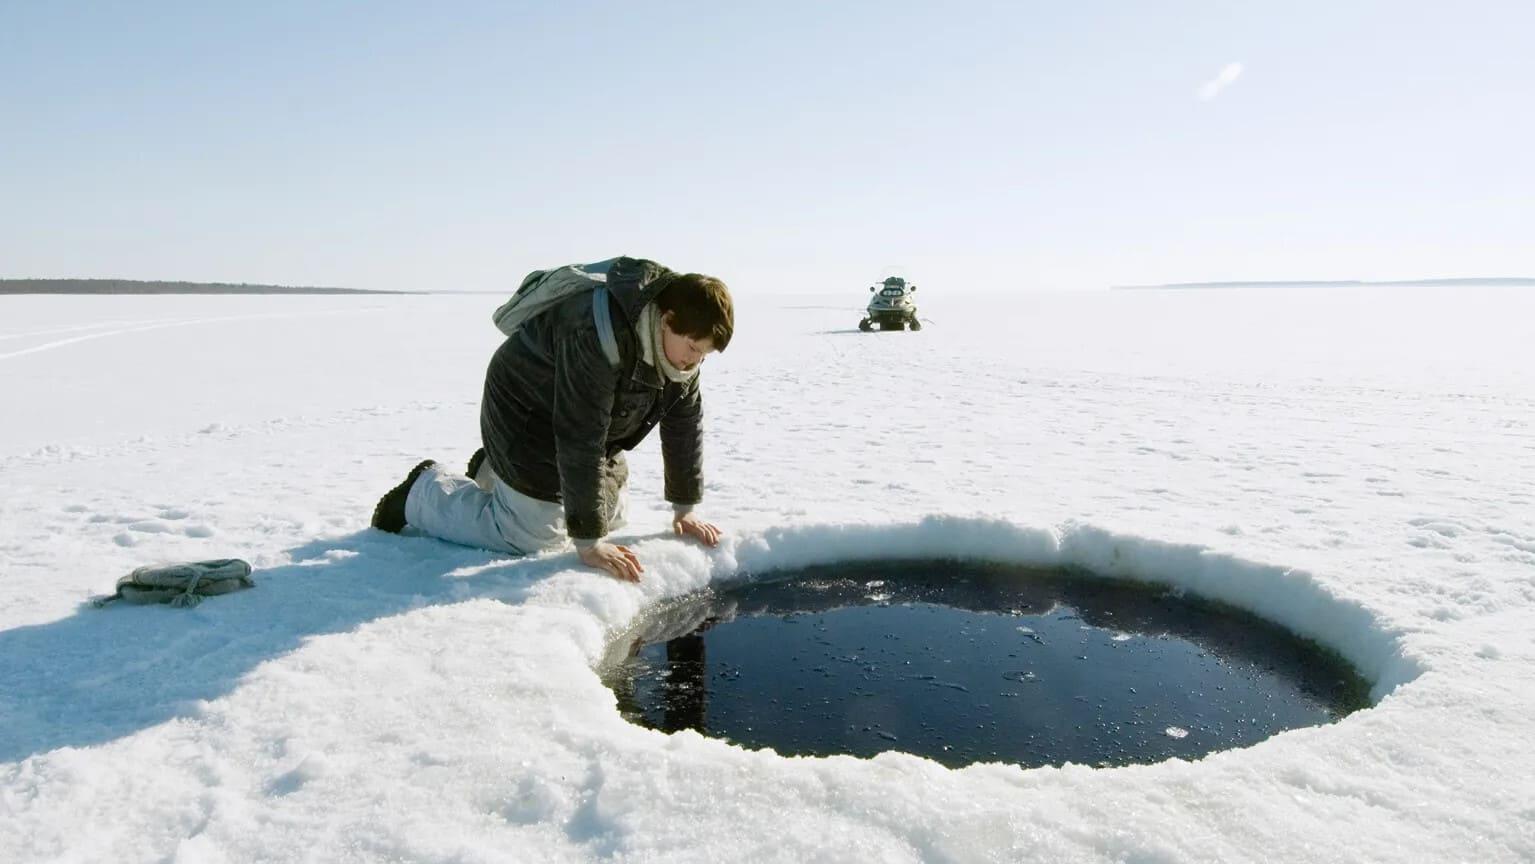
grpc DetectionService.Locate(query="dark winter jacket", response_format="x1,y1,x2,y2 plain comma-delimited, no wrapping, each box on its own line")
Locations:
480,257,705,541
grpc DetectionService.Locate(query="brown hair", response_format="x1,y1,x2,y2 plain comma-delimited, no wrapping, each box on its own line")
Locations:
654,272,734,351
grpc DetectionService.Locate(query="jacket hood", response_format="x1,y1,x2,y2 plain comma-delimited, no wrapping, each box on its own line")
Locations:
603,257,677,326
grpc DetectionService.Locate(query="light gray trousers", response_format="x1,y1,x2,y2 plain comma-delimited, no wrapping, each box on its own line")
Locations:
403,462,626,556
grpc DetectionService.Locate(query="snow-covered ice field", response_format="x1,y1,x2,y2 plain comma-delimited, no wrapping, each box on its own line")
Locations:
2,285,1533,862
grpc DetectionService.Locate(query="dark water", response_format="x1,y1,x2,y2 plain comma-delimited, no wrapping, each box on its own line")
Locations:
600,562,1371,769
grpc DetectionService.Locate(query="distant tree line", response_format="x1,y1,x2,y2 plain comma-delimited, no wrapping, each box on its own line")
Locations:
0,278,407,295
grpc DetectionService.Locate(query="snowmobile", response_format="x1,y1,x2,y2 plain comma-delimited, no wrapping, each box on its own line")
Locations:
858,276,921,331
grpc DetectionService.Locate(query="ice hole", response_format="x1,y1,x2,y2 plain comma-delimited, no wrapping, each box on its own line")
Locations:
599,561,1372,769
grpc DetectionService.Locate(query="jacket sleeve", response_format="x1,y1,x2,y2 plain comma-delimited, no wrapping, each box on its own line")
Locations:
659,376,705,507
553,318,620,541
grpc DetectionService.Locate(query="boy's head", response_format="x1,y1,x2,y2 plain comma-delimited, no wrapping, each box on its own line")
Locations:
655,272,734,355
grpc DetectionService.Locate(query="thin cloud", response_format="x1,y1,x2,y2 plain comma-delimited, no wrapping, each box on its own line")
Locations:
1197,62,1244,102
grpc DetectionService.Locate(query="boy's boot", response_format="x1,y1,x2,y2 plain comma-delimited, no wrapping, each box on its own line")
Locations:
371,460,436,533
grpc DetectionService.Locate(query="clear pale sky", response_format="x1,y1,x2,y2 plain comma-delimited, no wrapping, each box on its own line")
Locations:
3,1,1531,292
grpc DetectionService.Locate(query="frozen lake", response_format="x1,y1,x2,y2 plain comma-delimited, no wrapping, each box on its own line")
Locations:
2,285,1533,862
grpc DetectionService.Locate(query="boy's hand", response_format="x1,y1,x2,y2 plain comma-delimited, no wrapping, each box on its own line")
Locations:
579,541,643,582
673,513,722,547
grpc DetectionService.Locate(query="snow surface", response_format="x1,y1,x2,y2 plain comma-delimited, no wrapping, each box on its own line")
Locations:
2,286,1533,862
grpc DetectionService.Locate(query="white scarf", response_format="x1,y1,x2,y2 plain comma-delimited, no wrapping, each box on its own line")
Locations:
636,303,698,384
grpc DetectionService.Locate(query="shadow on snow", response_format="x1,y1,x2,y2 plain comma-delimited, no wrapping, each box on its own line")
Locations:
0,530,578,763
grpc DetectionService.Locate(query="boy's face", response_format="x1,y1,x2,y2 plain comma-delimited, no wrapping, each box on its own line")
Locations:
660,313,716,371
